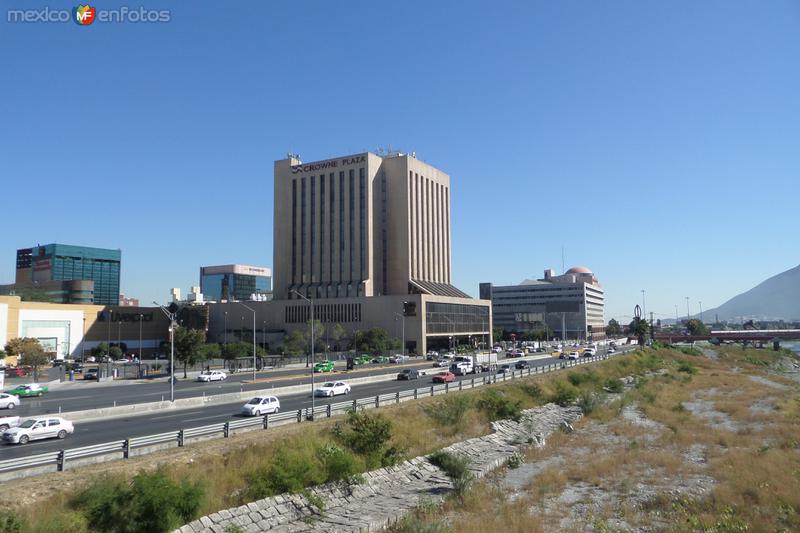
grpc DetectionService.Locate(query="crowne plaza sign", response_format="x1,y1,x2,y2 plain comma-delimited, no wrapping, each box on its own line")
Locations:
291,155,366,174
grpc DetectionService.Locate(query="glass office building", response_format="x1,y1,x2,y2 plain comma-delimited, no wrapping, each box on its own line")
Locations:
15,244,121,305
200,264,272,302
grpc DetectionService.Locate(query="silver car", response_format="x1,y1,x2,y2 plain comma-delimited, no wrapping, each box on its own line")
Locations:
3,417,74,444
0,393,20,410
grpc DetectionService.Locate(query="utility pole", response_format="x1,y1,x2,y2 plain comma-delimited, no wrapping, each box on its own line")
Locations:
641,289,646,319
292,290,315,419
685,297,690,322
393,312,406,356
237,302,257,381
154,302,177,402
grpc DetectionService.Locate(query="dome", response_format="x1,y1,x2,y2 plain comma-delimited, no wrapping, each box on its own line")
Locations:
566,266,592,275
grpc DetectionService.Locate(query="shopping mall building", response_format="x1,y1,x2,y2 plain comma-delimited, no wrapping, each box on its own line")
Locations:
0,295,170,364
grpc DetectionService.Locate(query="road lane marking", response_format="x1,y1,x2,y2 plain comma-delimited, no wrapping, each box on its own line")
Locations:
24,395,95,403
182,415,234,423
150,411,210,420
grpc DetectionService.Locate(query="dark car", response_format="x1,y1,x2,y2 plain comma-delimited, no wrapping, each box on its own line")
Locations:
397,369,420,381
69,363,84,373
515,360,530,370
84,368,99,380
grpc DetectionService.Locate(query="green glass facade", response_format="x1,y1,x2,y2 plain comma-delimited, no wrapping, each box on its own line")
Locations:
16,244,121,305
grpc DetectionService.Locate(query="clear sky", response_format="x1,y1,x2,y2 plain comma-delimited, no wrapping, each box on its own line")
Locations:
1,0,798,322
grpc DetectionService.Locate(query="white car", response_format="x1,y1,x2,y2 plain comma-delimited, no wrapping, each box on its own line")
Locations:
0,416,20,431
0,394,20,410
196,370,227,382
241,396,280,416
85,356,97,363
315,381,351,397
583,349,596,357
2,417,74,444
568,351,580,360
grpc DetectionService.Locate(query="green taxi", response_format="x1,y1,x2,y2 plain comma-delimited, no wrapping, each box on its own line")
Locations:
6,384,49,398
354,355,372,365
313,361,335,373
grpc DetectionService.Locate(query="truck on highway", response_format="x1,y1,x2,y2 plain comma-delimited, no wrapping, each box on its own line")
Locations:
450,352,497,375
472,352,498,372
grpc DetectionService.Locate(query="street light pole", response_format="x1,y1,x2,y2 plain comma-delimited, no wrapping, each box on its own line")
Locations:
237,302,257,381
154,302,176,402
641,290,646,319
291,290,315,419
393,312,405,357
81,317,86,363
224,311,228,345
138,314,143,361
107,309,112,379
685,297,690,321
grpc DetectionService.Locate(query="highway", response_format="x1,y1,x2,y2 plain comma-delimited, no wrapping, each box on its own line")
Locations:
0,348,634,461
3,360,436,417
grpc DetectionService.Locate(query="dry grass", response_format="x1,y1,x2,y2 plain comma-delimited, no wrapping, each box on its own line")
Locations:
15,344,800,532
407,344,800,532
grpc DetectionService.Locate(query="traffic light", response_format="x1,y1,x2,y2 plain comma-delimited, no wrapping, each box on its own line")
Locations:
403,301,416,317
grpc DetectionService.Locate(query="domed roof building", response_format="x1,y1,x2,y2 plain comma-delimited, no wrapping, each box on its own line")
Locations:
566,266,592,275
479,266,604,342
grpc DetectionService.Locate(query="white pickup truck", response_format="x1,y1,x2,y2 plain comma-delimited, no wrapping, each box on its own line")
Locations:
0,416,21,431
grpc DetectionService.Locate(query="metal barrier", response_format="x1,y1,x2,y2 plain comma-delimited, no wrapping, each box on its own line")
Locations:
0,353,615,479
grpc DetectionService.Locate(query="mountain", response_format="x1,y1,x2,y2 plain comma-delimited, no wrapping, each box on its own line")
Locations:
702,264,800,322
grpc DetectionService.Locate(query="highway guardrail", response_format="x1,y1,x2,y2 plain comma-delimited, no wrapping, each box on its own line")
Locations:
0,354,615,481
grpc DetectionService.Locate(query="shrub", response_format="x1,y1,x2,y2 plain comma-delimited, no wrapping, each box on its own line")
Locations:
317,443,362,484
429,451,473,498
519,382,544,401
0,510,26,533
677,360,698,375
679,346,702,357
477,389,522,422
549,381,579,407
72,470,205,533
34,510,88,533
423,395,472,433
567,370,600,388
506,452,523,469
577,391,601,415
245,446,321,499
333,408,403,468
603,378,624,393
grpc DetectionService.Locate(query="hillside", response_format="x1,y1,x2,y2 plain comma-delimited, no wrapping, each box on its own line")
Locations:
703,263,800,322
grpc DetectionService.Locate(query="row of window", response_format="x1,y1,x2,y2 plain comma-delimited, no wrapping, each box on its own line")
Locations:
409,171,450,283
284,302,363,324
425,302,489,334
291,170,367,289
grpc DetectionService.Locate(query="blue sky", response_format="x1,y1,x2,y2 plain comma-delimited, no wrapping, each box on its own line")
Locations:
1,0,798,322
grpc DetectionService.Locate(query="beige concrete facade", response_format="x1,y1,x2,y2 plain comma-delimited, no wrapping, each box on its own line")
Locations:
209,293,491,355
273,152,452,300
0,295,170,362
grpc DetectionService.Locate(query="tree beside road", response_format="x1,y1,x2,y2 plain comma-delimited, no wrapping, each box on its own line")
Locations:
4,337,49,381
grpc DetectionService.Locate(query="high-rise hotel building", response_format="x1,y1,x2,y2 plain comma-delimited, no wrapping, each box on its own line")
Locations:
273,152,463,300
207,151,491,354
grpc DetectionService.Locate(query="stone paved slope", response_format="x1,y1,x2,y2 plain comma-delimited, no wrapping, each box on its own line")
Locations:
177,403,582,533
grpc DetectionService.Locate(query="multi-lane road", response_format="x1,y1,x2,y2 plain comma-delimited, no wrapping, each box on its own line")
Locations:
0,348,630,461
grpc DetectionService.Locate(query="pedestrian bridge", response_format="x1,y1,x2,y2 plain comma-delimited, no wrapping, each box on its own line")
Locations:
654,329,800,344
